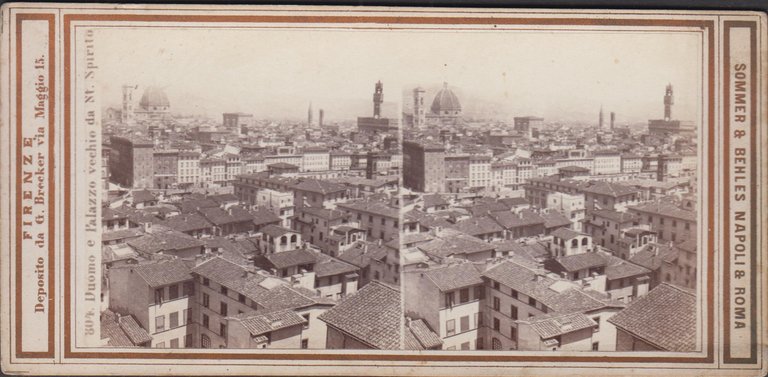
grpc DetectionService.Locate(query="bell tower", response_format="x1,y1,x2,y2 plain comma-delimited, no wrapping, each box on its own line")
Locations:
664,84,674,121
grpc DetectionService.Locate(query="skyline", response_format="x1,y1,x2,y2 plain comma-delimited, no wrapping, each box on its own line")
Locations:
93,27,702,124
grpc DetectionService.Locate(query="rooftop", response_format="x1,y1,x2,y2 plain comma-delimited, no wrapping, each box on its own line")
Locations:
318,281,401,350
607,283,697,352
422,262,484,292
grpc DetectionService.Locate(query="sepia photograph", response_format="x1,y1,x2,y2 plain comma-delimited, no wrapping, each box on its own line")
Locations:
1,4,765,376
400,32,701,352
97,28,405,350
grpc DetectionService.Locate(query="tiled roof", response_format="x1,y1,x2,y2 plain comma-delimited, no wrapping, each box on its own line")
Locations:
498,197,529,207
291,179,347,194
314,253,360,278
102,228,144,243
261,224,296,238
209,193,239,204
132,189,156,204
541,211,572,229
250,207,282,226
550,227,584,240
336,242,390,269
451,216,504,237
231,309,307,336
404,326,424,350
422,194,449,208
161,213,213,233
101,310,140,347
629,202,696,222
102,207,129,221
607,283,696,352
119,314,152,344
406,319,442,349
554,252,607,272
127,230,203,255
489,209,545,229
177,198,219,214
417,231,494,259
131,259,192,288
629,243,678,271
318,282,401,350
198,207,248,226
263,249,317,269
603,254,651,281
483,261,560,305
423,263,484,292
529,312,596,339
581,181,640,198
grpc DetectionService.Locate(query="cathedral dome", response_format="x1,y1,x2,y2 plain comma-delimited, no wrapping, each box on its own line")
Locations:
430,82,461,114
139,86,170,109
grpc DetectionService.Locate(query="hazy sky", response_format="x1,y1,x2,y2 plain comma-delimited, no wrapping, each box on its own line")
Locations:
91,27,702,123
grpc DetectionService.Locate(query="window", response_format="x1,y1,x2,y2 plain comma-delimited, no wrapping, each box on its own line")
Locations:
381,218,385,225
474,285,485,300
493,281,500,291
201,334,211,348
202,293,209,308
155,342,165,348
510,326,517,340
170,338,179,348
446,319,456,336
510,305,518,320
185,333,193,348
511,289,518,300
460,316,470,332
154,288,165,305
460,288,470,303
169,312,179,328
302,314,310,329
183,281,195,296
220,302,228,316
183,309,191,324
220,323,227,338
220,286,228,295
492,338,502,350
592,342,599,351
169,284,179,300
202,314,209,329
445,292,455,308
301,339,309,349
592,316,600,332
202,277,210,287
476,338,484,350
461,342,470,350
155,315,165,332
493,317,500,331
528,297,537,307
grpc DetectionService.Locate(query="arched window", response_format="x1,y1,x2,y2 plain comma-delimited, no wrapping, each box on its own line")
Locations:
571,239,578,248
290,234,297,243
280,236,287,245
581,237,589,246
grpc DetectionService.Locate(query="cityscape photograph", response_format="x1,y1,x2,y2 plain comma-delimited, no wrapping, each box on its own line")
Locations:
94,27,701,352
